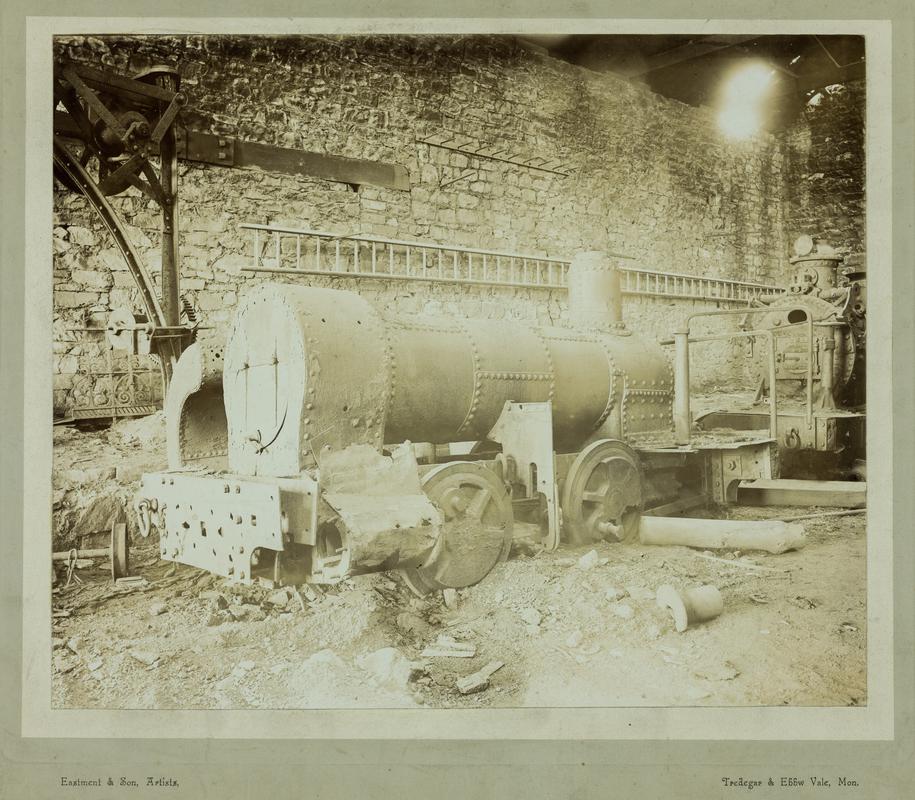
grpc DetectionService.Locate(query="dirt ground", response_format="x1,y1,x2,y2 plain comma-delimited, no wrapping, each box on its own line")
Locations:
50,416,866,710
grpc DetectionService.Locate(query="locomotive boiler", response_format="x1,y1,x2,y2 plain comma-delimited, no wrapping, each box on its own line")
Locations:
135,252,777,593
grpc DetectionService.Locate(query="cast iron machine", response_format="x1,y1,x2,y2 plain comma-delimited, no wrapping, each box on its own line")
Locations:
53,59,197,384
134,252,778,593
691,236,866,474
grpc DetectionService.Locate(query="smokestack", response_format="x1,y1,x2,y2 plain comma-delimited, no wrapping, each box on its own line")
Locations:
567,251,623,330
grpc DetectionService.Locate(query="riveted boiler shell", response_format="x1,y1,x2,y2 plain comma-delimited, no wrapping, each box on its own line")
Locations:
224,284,390,477
382,316,618,449
223,284,674,476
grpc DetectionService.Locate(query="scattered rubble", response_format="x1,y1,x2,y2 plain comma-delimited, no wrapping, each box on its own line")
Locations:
421,635,476,658
128,649,159,666
356,647,416,689
266,589,290,607
456,661,504,695
519,607,542,627
49,420,867,711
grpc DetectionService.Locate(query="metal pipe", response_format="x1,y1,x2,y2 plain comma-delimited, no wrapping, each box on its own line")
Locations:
673,330,691,445
767,332,778,437
817,323,840,411
806,316,814,427
659,319,813,346
156,72,181,329
52,547,111,561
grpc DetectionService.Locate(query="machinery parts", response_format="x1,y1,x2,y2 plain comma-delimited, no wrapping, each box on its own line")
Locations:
222,270,673,479
165,340,228,470
749,235,866,409
52,520,130,581
401,462,514,595
682,237,866,471
488,401,561,550
135,253,781,591
54,60,195,383
656,584,723,632
560,439,642,544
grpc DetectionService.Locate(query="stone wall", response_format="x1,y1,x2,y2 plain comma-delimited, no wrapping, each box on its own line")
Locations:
781,80,866,258
52,34,797,414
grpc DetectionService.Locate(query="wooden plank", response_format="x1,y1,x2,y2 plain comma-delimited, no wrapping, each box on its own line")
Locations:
626,36,761,76
738,479,866,508
646,493,707,517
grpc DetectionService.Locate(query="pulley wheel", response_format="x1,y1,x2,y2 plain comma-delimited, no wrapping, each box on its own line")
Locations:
560,439,642,545
111,521,130,581
401,462,513,596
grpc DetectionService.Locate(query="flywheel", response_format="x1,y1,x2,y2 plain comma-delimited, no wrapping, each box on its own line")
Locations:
560,439,643,545
401,461,514,596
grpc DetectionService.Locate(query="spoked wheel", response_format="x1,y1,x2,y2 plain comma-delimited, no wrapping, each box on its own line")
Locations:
401,462,513,596
560,439,642,545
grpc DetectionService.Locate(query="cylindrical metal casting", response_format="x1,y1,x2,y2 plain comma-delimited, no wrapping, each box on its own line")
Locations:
566,250,623,329
673,331,691,445
656,584,723,632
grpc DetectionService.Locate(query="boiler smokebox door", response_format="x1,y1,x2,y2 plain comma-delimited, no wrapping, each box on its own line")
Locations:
225,295,305,476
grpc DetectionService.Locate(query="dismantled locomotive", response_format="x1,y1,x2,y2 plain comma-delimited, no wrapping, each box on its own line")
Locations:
134,252,778,593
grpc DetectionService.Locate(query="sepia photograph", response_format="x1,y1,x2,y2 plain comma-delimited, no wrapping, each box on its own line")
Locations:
44,28,873,715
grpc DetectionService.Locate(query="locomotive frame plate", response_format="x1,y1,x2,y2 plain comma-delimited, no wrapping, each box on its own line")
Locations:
139,472,299,584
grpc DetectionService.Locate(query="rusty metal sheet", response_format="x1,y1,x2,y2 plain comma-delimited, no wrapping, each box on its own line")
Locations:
319,443,423,496
165,341,227,470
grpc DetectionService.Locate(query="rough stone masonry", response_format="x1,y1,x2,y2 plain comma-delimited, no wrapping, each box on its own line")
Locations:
51,35,864,415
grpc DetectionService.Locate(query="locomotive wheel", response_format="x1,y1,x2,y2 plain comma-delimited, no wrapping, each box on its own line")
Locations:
560,440,642,545
401,462,513,596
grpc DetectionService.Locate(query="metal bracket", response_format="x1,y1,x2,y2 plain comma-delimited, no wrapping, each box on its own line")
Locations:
487,401,561,551
701,439,777,505
175,128,236,166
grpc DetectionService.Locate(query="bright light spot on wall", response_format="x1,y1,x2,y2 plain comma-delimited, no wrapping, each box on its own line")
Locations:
717,63,775,139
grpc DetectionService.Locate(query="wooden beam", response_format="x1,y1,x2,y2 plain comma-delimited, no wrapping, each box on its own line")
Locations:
176,129,410,192
628,35,761,76
737,479,866,508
